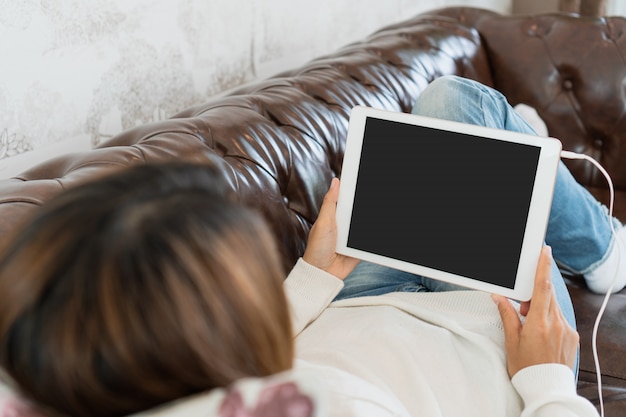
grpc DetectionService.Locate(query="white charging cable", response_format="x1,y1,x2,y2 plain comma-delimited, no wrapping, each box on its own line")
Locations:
560,149,621,417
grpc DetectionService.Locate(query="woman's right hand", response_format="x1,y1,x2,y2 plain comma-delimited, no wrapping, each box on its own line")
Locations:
492,246,579,377
303,178,360,280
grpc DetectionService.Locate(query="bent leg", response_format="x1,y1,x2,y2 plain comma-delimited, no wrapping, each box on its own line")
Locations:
413,75,623,294
411,76,579,319
338,75,620,311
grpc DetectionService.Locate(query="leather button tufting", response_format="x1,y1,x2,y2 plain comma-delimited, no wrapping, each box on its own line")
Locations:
593,138,604,149
563,79,573,90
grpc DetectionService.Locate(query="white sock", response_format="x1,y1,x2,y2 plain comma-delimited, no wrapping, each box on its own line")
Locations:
514,103,549,137
584,226,626,294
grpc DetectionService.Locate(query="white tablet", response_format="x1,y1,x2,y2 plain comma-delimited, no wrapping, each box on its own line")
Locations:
336,105,562,301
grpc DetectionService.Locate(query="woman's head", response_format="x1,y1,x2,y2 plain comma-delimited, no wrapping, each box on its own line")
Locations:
0,162,293,417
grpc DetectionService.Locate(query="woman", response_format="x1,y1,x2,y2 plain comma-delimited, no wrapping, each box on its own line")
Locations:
0,75,615,416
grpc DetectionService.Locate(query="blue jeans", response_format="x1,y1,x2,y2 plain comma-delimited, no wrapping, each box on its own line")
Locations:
336,75,617,375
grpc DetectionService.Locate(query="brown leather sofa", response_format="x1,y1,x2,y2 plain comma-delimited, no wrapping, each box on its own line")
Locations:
0,6,624,415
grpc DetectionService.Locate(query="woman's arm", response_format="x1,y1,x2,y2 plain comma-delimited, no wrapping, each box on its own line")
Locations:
511,364,599,417
493,246,598,416
302,178,360,280
283,259,344,336
285,178,359,336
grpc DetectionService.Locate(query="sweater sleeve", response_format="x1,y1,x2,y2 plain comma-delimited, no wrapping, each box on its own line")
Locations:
283,258,345,337
512,364,599,417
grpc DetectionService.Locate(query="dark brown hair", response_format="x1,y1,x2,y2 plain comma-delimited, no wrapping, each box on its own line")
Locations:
0,162,293,417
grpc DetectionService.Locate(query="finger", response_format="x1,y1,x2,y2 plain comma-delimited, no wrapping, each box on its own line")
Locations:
491,294,521,342
328,177,340,200
317,178,339,219
326,177,339,201
527,246,554,317
519,300,530,317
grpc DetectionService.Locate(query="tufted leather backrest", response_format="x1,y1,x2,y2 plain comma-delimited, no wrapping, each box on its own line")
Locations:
0,10,492,270
1,7,626,267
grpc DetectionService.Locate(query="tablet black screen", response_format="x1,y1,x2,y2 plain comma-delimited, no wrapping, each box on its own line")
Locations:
346,117,541,289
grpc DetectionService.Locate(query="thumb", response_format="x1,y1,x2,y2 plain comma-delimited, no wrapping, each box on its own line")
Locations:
491,294,522,342
317,178,339,219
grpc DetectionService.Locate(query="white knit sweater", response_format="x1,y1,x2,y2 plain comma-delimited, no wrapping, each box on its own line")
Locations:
285,259,600,417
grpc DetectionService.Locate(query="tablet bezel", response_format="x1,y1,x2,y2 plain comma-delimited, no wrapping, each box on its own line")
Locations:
336,105,562,301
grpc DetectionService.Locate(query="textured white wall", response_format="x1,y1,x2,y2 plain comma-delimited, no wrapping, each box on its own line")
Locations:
0,0,512,178
513,0,626,15
607,1,626,15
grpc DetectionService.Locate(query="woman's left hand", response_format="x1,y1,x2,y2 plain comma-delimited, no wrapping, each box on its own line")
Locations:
492,246,579,376
303,178,360,280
